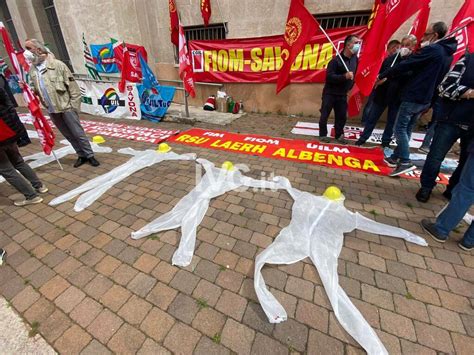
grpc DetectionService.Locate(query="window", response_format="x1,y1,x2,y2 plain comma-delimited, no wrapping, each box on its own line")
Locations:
42,0,72,70
174,23,227,63
315,11,371,30
0,0,19,50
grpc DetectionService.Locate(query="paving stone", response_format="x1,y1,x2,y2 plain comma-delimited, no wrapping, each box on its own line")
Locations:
385,260,417,281
307,329,344,355
414,320,454,353
80,248,106,267
168,293,200,324
127,271,157,297
415,268,448,290
140,307,175,342
242,301,274,335
170,270,200,295
54,324,92,354
133,253,160,273
70,297,103,328
233,240,258,259
427,304,465,333
192,307,226,338
194,259,221,282
406,281,441,306
194,336,231,355
137,338,172,355
221,318,255,355
12,286,40,312
425,257,457,277
164,322,202,354
400,339,436,355
216,290,248,321
445,276,474,298
110,263,138,286
39,309,72,343
54,256,83,278
352,299,380,328
193,279,223,307
146,282,178,310
361,283,394,310
393,294,429,323
108,323,146,354
55,285,86,313
339,276,361,298
295,300,329,332
87,309,123,344
23,297,56,324
81,339,112,355
285,276,314,301
452,332,474,355
195,242,220,261
374,329,401,355
273,318,308,352
67,265,97,288
216,269,245,292
328,312,358,346
358,252,386,272
346,262,375,285
213,249,240,269
118,294,153,325
375,271,406,295
151,261,178,283
17,258,43,278
261,267,288,291
460,314,474,337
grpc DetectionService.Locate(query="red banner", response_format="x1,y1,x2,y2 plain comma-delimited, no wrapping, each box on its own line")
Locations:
171,128,390,176
189,26,366,83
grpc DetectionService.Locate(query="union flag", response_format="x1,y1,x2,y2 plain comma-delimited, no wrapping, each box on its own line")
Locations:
169,0,179,46
409,1,431,44
450,0,474,64
201,0,212,26
179,22,196,98
276,0,321,94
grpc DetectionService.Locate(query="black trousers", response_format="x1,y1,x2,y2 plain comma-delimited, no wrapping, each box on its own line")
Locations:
318,94,348,138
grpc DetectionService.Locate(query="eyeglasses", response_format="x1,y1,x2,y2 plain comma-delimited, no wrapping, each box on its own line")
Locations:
25,46,32,50
423,32,435,36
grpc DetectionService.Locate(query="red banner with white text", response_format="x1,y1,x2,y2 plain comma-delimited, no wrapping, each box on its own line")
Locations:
189,26,366,83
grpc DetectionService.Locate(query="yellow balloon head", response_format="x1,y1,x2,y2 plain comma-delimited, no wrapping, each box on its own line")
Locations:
221,161,234,171
156,143,171,153
92,135,105,144
323,186,342,201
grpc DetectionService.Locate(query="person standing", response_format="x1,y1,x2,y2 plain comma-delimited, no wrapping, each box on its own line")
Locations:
421,140,474,251
356,35,418,147
416,53,474,203
0,87,48,206
378,22,457,177
318,35,360,145
24,39,100,168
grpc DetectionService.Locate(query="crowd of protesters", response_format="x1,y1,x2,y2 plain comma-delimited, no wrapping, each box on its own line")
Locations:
319,22,472,251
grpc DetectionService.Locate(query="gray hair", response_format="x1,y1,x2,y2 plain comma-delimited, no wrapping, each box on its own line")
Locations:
402,34,418,45
26,38,49,54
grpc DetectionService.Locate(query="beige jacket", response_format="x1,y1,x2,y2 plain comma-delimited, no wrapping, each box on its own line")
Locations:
29,57,81,113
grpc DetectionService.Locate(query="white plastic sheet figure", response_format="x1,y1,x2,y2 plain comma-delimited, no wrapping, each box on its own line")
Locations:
49,144,195,212
131,159,284,267
0,138,112,183
254,179,428,355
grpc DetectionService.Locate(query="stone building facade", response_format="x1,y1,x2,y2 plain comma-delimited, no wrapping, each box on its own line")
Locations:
0,0,464,115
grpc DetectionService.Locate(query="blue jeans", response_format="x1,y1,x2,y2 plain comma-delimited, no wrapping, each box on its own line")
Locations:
390,101,430,164
420,122,473,192
435,152,474,246
420,100,442,150
361,91,375,126
358,100,399,146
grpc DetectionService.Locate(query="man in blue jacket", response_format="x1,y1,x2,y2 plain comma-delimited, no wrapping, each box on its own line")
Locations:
379,22,457,177
318,35,360,145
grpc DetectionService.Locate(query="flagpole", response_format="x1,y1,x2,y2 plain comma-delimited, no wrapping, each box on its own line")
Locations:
318,25,350,73
51,150,63,170
445,21,473,39
215,0,228,34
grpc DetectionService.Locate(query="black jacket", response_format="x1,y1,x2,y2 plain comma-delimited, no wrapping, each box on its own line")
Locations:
0,88,27,147
373,53,410,106
380,37,457,105
323,52,358,96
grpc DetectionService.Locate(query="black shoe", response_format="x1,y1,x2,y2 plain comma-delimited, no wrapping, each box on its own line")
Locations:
421,219,448,243
88,157,100,167
74,157,88,168
416,188,432,203
0,248,6,265
320,136,331,143
442,190,452,200
336,137,348,145
458,241,473,251
389,163,416,177
355,139,365,146
383,157,398,168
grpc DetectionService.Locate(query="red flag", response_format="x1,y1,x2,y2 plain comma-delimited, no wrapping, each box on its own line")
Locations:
178,22,196,98
200,0,212,26
276,0,321,94
356,0,431,96
169,0,179,46
410,1,431,44
450,0,474,64
0,22,55,155
348,85,363,118
116,42,148,92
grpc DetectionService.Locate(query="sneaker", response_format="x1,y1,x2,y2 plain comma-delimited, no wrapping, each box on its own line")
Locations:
442,189,452,200
88,157,100,167
36,185,48,194
415,188,432,203
458,241,473,251
418,146,430,154
74,157,88,168
319,136,331,143
336,137,348,145
383,157,398,168
389,163,416,177
355,140,365,147
421,219,448,243
14,196,43,206
0,249,6,266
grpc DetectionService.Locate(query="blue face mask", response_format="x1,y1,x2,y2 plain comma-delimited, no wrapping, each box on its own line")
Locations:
351,43,361,55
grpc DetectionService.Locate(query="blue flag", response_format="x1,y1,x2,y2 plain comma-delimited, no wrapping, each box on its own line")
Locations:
137,54,175,121
90,43,119,73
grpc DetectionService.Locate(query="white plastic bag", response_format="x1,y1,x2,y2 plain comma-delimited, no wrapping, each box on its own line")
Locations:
0,140,112,183
254,177,427,355
131,158,284,266
49,148,196,212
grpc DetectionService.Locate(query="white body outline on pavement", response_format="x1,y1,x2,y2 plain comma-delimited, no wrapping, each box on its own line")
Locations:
0,140,112,183
49,148,196,212
131,158,284,267
254,177,428,355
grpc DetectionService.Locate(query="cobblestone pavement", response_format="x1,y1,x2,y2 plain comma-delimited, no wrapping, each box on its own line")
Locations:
0,112,472,354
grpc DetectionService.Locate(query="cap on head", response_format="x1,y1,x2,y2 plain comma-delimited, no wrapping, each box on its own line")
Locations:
156,143,171,153
92,135,105,144
221,161,234,171
323,186,342,200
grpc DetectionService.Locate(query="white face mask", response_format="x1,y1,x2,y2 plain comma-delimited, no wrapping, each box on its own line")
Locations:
23,49,35,62
399,47,412,57
420,41,430,48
